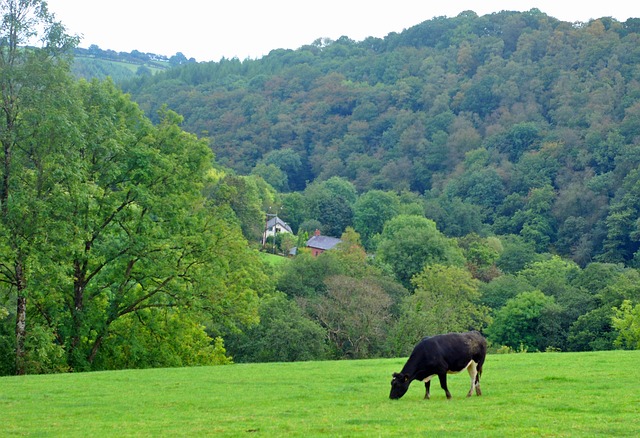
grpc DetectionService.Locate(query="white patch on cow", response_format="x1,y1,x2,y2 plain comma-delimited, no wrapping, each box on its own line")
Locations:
447,359,474,374
421,374,436,383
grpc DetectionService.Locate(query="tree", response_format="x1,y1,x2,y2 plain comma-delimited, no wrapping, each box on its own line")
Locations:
376,215,465,288
0,72,270,374
227,293,328,362
314,275,393,359
353,190,400,250
259,148,304,191
612,300,640,349
486,290,563,351
567,307,618,351
0,0,78,374
208,174,271,243
390,264,491,355
276,250,343,298
52,91,268,371
480,274,534,311
304,177,356,237
169,52,188,65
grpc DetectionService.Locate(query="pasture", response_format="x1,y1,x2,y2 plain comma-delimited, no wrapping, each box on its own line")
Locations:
1,351,639,436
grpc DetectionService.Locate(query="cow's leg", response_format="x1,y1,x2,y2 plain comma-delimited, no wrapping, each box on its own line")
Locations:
475,362,483,396
438,374,452,399
466,361,478,397
424,380,431,400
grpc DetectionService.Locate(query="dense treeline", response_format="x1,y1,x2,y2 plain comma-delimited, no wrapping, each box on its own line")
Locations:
3,2,640,376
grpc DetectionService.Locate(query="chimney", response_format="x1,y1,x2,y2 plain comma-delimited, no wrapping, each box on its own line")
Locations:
314,229,321,236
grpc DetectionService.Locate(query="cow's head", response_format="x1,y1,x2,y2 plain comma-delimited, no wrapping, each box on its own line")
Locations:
390,372,410,399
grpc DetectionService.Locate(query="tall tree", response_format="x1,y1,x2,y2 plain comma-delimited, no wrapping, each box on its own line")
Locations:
45,85,266,371
0,0,78,374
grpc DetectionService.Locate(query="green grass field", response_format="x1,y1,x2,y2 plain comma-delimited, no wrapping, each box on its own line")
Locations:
258,251,290,268
1,351,639,436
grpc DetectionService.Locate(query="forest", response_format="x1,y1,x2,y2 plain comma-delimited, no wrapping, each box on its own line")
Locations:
2,1,640,375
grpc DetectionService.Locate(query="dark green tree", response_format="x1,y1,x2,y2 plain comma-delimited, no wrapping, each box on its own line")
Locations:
353,190,400,250
315,275,393,359
376,215,465,289
486,290,563,351
227,293,328,362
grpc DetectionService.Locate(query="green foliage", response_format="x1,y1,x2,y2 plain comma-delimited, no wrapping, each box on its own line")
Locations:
315,275,393,359
612,300,640,349
377,215,465,288
121,11,640,266
486,290,563,351
390,264,491,355
353,190,400,249
95,309,232,370
458,233,502,282
303,177,356,237
480,274,534,310
227,293,327,362
0,25,269,373
567,307,618,351
208,173,273,243
276,251,343,298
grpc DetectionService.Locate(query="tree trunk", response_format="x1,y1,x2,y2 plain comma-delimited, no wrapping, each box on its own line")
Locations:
15,296,26,375
15,261,26,375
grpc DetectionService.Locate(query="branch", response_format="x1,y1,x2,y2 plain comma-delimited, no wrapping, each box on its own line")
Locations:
117,276,175,317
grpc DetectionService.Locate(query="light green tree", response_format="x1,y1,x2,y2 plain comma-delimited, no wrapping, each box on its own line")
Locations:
45,86,267,371
390,264,491,355
612,300,640,349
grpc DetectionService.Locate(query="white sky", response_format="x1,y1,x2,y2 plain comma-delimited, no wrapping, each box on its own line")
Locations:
46,1,639,62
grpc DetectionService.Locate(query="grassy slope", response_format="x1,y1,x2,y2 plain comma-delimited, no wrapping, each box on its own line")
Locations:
1,351,639,436
258,251,290,268
74,56,168,75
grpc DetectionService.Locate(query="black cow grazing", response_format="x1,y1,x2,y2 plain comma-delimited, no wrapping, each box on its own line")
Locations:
390,331,487,400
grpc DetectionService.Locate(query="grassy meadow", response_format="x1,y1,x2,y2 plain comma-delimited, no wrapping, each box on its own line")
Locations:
1,351,639,437
258,251,291,268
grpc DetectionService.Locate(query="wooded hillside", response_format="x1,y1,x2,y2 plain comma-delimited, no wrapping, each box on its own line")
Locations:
123,10,640,267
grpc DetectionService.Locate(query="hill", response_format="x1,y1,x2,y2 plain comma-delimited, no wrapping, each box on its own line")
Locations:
120,9,640,267
71,45,197,82
2,351,639,436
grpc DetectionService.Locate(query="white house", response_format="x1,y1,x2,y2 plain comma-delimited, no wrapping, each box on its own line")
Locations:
263,216,292,245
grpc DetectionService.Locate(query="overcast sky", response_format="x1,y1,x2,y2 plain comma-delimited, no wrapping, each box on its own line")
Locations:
46,1,639,62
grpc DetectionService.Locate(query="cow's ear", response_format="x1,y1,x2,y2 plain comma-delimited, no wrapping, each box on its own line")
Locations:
403,375,409,382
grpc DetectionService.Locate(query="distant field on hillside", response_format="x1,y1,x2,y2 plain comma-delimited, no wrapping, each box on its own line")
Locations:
72,56,169,82
259,251,290,267
1,351,639,436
